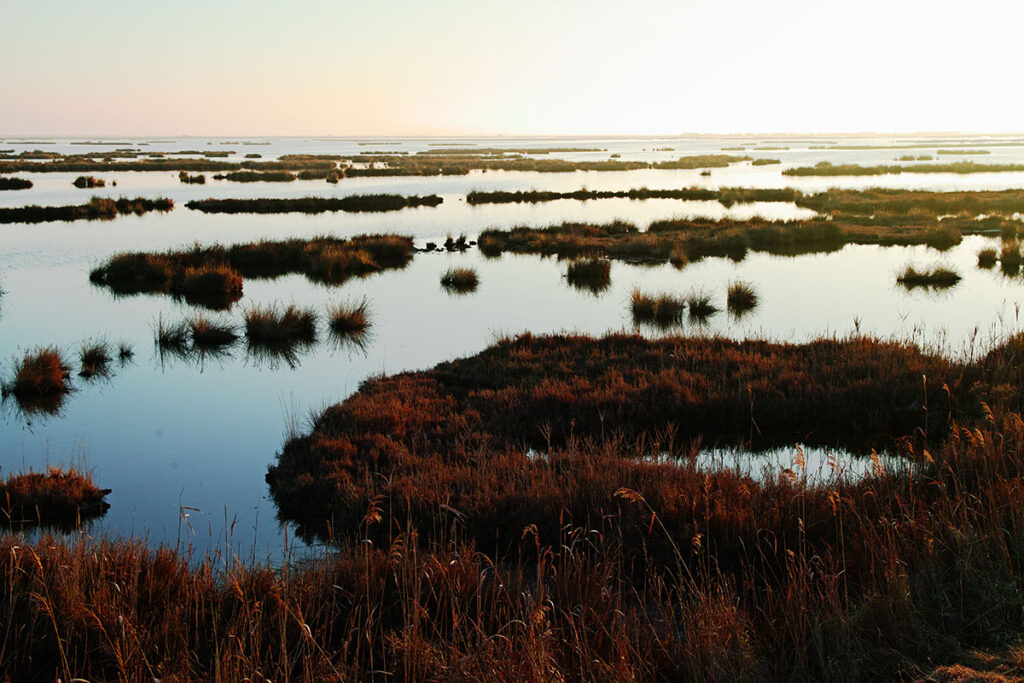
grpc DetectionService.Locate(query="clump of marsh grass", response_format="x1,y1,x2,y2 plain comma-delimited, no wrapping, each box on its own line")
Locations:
1000,241,1024,275
0,467,110,527
328,298,370,336
978,248,998,269
244,304,317,345
78,340,112,378
72,175,105,188
630,290,685,328
565,258,611,294
154,316,190,356
726,281,759,318
440,267,479,294
176,265,244,310
187,314,238,350
117,341,134,364
896,264,962,290
177,171,206,184
2,347,71,399
686,289,720,323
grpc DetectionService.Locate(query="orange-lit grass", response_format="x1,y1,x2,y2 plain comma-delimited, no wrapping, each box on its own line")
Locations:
0,467,109,525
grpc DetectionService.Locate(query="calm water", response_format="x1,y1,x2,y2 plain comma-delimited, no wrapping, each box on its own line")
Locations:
1,135,1022,560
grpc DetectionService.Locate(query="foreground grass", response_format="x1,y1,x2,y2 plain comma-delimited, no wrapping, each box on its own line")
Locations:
9,333,1024,678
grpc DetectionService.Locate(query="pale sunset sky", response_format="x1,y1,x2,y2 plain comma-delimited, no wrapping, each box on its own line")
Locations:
2,0,1021,136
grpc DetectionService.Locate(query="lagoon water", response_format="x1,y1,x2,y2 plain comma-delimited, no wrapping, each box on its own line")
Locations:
1,135,1023,560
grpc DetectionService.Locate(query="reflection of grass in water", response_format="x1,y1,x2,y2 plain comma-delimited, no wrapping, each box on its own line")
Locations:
565,258,611,295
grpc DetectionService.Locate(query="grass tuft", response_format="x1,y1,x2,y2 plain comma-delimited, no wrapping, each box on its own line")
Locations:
440,267,479,294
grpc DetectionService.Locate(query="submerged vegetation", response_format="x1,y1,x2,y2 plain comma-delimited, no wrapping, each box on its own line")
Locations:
0,196,174,223
90,234,413,306
185,193,443,214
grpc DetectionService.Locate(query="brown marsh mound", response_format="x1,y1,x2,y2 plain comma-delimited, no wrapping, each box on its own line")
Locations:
267,332,991,544
177,171,206,184
89,234,413,306
185,194,443,214
896,264,963,290
0,176,32,190
72,175,105,188
0,196,174,224
0,467,110,527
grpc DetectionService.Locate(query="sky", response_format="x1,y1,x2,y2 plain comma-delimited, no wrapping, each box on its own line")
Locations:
2,0,1022,137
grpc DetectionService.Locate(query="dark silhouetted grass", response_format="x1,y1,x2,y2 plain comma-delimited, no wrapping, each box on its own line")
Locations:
440,267,479,294
686,289,720,321
0,196,173,223
90,235,413,303
978,248,998,269
896,264,962,290
78,340,111,378
630,290,685,327
177,171,206,184
0,176,32,190
187,315,238,349
185,194,442,214
244,304,317,345
726,281,759,316
72,175,105,188
565,258,611,294
220,170,296,182
327,298,370,336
